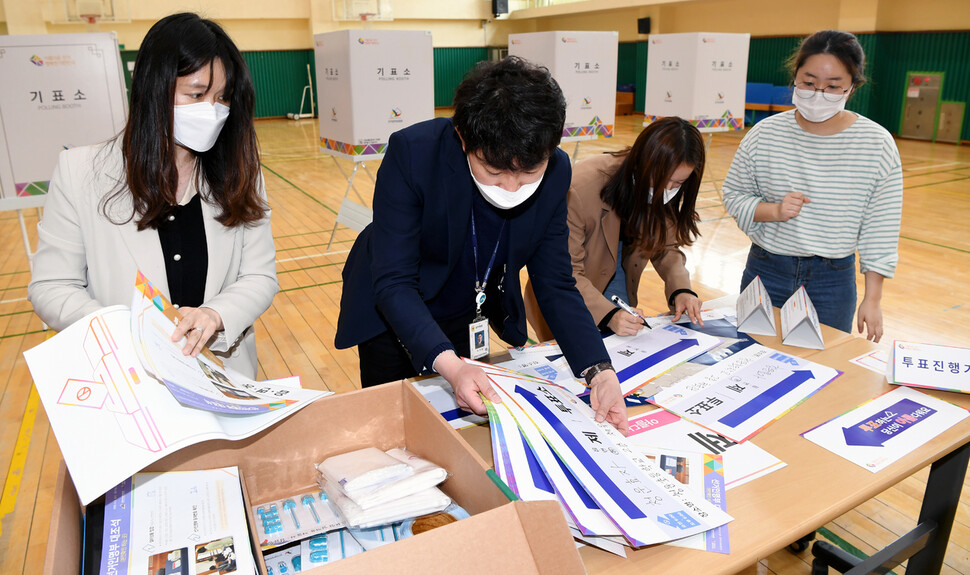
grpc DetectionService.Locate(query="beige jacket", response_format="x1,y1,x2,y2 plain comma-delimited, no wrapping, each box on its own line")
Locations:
525,153,691,342
28,142,278,378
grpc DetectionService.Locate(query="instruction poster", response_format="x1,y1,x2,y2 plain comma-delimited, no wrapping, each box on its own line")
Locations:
313,30,433,160
802,386,968,473
0,33,127,200
508,31,618,142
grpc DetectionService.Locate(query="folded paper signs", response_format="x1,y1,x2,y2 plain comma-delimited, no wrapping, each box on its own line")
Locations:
478,360,732,548
43,382,585,575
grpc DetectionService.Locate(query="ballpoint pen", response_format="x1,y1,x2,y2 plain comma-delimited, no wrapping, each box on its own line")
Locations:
610,295,651,329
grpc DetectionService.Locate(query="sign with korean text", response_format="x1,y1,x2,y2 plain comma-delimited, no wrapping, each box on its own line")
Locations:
803,386,968,472
644,33,749,132
0,33,128,200
508,31,618,142
313,30,434,160
651,344,840,443
889,341,970,394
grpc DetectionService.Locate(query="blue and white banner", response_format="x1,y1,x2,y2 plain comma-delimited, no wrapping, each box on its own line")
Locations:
651,344,840,442
803,386,968,472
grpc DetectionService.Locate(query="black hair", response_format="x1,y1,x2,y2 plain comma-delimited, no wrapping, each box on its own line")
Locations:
788,30,867,88
106,12,265,230
452,56,566,171
600,116,704,255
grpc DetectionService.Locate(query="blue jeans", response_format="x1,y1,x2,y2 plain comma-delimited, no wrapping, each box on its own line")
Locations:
740,244,857,333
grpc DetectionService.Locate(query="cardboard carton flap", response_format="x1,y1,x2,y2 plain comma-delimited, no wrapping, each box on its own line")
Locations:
312,499,585,574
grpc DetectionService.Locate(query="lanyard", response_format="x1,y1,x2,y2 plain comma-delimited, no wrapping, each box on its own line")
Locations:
471,207,506,317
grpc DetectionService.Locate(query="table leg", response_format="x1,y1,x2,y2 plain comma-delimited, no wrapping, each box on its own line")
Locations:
907,440,970,573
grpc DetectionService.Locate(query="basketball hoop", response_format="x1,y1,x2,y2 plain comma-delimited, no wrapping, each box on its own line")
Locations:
360,12,375,28
81,13,100,31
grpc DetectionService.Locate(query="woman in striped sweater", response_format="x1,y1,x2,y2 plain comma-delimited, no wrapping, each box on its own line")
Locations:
722,30,902,342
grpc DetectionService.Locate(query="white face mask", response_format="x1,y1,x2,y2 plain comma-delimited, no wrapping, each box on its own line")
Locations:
792,87,850,123
467,158,545,210
173,102,230,152
647,186,681,205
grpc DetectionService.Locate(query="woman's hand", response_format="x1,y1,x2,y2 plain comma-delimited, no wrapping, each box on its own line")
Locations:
775,192,811,221
857,297,883,342
589,369,629,436
672,292,704,325
608,307,646,336
171,306,224,357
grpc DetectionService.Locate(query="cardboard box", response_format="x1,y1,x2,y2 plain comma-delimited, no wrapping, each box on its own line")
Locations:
43,381,585,575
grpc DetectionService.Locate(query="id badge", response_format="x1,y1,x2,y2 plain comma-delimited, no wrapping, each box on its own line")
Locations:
469,317,489,360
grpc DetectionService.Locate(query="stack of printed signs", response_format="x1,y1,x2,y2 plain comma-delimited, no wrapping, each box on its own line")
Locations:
477,319,845,555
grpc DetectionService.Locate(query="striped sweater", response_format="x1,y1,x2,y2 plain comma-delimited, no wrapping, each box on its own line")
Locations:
722,110,903,278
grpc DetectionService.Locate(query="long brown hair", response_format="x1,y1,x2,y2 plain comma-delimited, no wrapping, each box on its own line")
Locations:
600,116,704,255
105,13,266,230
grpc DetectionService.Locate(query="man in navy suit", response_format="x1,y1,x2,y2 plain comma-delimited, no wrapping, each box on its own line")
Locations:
335,57,627,434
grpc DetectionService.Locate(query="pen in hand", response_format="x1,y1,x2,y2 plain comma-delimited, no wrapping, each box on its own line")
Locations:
610,295,651,329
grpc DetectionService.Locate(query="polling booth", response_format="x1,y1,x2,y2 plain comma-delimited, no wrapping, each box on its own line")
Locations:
643,33,750,133
508,31,618,145
314,29,434,160
0,33,128,263
313,29,434,250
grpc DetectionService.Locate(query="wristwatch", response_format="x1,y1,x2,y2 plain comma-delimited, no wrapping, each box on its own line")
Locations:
581,361,615,387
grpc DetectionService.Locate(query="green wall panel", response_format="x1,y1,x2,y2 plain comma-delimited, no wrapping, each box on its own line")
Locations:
747,36,803,86
635,40,648,112
120,32,970,140
617,42,638,87
433,48,488,107
120,49,137,94
868,31,970,141
242,50,316,119
744,32,970,140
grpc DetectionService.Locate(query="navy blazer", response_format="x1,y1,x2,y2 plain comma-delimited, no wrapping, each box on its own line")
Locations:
335,118,608,376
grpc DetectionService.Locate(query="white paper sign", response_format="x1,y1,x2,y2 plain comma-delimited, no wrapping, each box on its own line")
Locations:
802,386,968,472
102,467,255,575
736,275,776,336
508,31,618,142
643,33,749,131
0,33,128,199
627,408,785,489
487,397,622,538
781,286,825,349
314,30,434,160
651,344,841,443
604,323,721,396
889,341,970,394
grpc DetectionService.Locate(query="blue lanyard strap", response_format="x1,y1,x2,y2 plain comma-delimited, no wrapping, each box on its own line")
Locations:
471,207,506,293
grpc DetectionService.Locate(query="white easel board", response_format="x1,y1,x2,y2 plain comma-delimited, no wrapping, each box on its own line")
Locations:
643,33,749,132
313,30,434,161
508,31,618,142
0,33,128,201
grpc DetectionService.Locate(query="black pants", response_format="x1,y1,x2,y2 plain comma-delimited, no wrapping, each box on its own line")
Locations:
358,311,476,388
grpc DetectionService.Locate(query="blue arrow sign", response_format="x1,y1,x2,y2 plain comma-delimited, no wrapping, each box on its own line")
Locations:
515,385,646,519
718,369,815,428
842,398,937,447
521,432,555,494
615,338,700,383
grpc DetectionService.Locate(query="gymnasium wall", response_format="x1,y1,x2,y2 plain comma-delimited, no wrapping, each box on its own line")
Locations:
6,0,970,139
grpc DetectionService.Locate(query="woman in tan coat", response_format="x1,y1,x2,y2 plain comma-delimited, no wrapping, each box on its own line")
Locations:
526,116,705,341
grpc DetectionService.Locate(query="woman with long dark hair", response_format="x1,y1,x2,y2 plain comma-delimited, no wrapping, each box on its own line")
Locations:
722,30,902,342
526,116,705,340
28,13,277,377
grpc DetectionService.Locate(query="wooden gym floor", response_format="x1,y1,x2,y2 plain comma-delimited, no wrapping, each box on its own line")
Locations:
1,111,968,573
